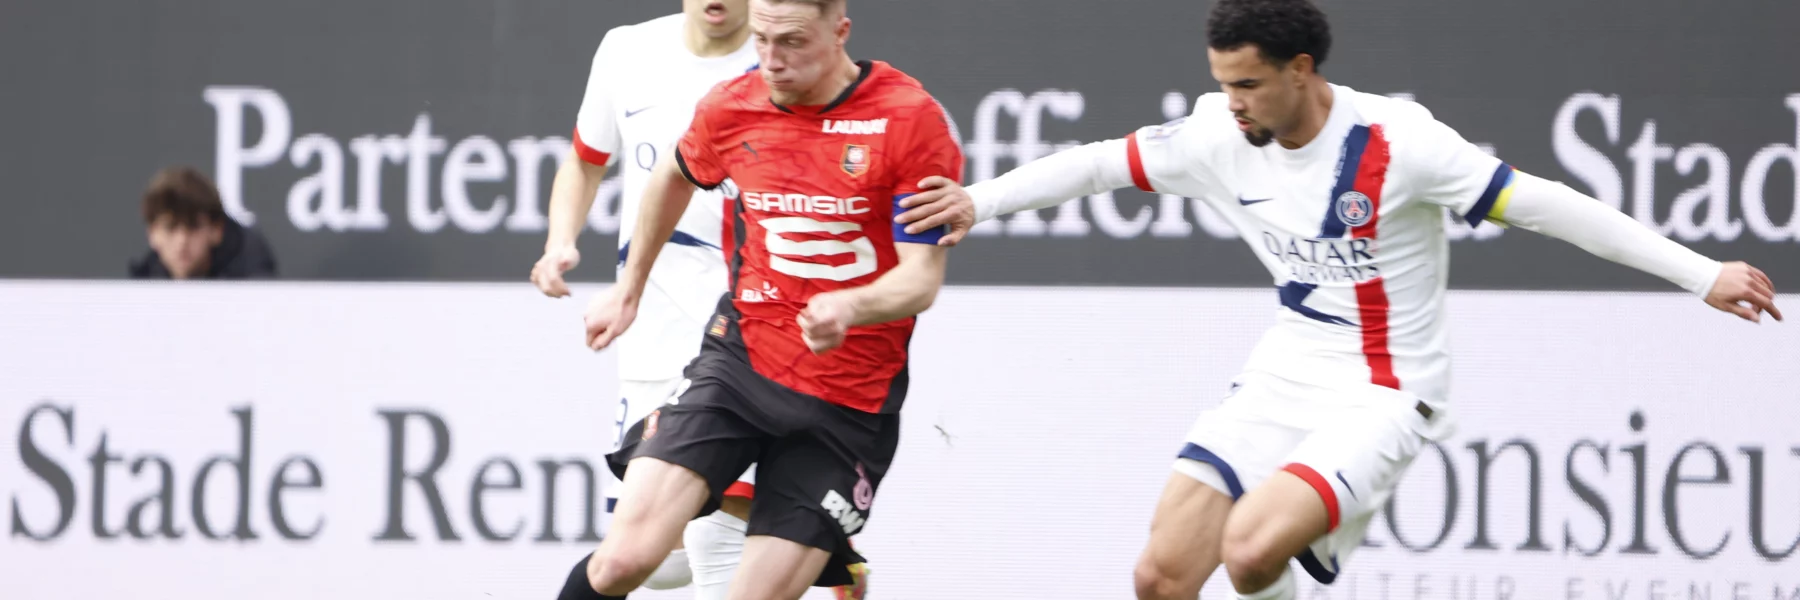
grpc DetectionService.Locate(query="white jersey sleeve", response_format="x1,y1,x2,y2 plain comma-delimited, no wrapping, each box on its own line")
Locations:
1387,100,1720,295
1387,103,1515,227
968,113,1220,223
968,139,1130,222
572,26,628,166
1496,171,1724,296
1124,115,1220,198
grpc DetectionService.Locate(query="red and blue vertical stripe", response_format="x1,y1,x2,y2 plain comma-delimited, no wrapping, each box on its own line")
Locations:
1320,124,1400,390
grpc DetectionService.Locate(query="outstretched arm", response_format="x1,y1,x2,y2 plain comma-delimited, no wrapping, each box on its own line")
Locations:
968,139,1136,222
1398,105,1779,323
1495,171,1780,322
900,129,1195,245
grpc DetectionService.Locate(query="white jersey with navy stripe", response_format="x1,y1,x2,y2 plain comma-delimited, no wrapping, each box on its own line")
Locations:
1128,85,1514,420
572,14,759,381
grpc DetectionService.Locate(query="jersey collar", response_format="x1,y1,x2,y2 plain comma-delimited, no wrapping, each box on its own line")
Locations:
770,60,874,116
1270,84,1355,164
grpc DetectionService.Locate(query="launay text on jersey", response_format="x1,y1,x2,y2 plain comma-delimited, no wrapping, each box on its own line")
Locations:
822,119,888,135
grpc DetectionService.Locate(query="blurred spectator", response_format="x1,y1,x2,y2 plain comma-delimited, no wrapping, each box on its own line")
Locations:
128,167,277,279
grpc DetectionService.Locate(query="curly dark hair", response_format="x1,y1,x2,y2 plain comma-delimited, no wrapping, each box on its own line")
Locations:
1206,0,1332,71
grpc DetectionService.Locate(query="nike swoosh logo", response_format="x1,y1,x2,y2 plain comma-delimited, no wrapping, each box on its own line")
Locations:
741,142,758,157
1335,471,1359,500
1238,196,1273,206
625,106,655,118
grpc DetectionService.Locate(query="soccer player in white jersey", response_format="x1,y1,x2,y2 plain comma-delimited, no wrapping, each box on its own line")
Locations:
531,2,870,598
894,1,1781,598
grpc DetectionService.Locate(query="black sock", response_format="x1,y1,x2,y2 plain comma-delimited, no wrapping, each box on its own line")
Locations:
557,552,627,600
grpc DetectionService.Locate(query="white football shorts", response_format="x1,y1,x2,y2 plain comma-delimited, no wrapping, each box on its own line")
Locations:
1172,370,1434,584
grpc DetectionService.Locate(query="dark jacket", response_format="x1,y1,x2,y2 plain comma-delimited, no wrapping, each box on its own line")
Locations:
128,219,278,279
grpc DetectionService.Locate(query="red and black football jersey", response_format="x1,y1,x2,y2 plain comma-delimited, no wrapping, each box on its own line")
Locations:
675,60,964,413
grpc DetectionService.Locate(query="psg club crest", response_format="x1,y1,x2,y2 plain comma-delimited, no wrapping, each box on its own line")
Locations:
1336,191,1374,227
841,144,871,177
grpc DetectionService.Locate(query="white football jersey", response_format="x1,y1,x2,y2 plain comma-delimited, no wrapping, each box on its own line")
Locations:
1129,85,1517,419
572,14,758,381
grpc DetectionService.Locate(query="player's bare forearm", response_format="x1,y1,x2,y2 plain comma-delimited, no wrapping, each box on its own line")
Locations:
617,158,697,298
545,148,608,251
842,243,948,326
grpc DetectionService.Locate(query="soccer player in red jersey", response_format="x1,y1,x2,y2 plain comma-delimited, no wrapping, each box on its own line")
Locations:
554,0,963,598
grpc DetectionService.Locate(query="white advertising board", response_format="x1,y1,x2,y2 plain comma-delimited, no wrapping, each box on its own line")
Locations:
3,282,1796,599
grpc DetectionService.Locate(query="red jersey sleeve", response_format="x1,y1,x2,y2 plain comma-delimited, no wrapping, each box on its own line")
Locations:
675,89,730,190
892,97,965,244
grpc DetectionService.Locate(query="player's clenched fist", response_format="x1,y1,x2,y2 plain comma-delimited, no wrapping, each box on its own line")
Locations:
1704,261,1782,323
798,292,856,355
531,246,582,298
583,286,639,351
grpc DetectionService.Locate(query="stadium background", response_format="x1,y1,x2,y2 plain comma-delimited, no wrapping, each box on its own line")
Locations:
3,0,1798,598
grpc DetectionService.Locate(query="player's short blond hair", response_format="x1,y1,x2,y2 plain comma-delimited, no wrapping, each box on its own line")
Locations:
759,0,845,19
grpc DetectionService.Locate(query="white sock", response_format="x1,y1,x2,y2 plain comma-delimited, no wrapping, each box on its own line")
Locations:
684,511,749,600
1235,567,1296,600
640,548,693,590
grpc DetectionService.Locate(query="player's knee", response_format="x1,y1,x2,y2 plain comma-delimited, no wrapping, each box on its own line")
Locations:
640,549,693,590
589,549,665,590
1132,557,1196,600
1220,524,1286,590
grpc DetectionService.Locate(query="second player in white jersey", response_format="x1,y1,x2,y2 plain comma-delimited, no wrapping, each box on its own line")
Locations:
573,13,758,384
